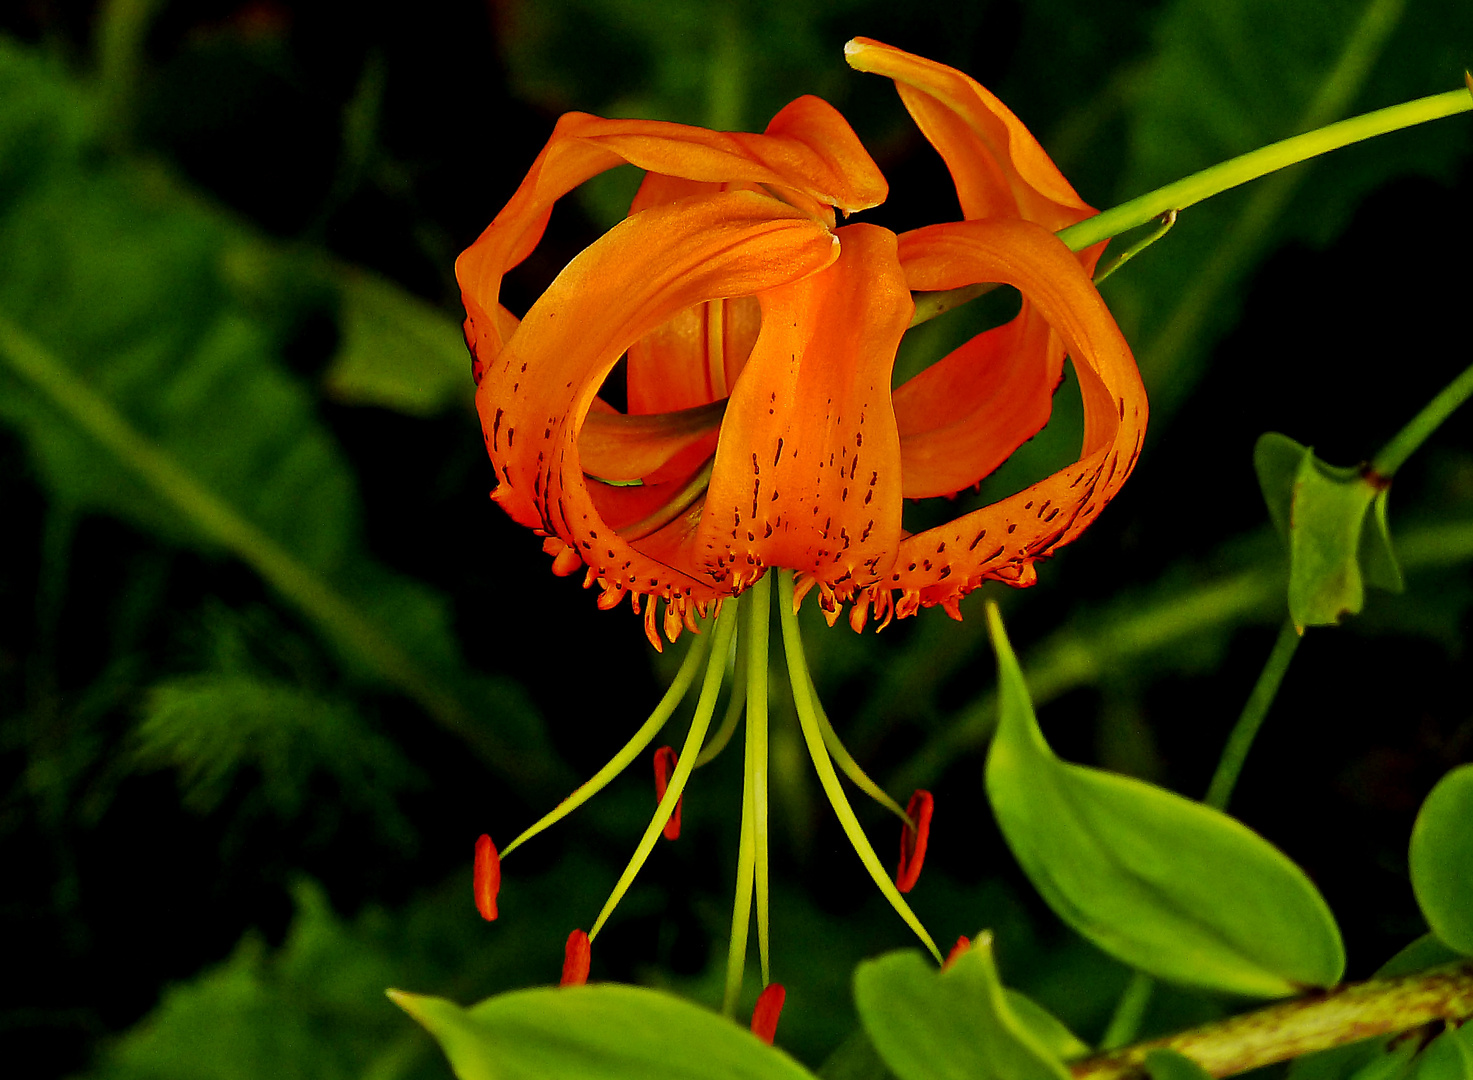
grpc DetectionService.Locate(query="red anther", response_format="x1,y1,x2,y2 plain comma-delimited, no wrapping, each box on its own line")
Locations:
895,789,934,893
943,935,972,971
750,983,786,1045
653,745,682,840
561,929,591,986
473,834,500,921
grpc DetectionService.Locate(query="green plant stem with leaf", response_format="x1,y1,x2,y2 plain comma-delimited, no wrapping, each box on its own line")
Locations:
1074,962,1473,1080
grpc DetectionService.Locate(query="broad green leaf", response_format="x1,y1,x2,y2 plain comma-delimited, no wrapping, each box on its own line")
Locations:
1411,1032,1473,1080
1003,990,1091,1062
393,984,818,1080
984,603,1345,997
1409,764,1473,955
1376,933,1464,977
324,267,474,417
853,937,1070,1080
1144,1049,1214,1080
1253,433,1403,630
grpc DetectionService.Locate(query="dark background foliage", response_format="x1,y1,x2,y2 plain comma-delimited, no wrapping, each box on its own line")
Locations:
1,1,1469,1076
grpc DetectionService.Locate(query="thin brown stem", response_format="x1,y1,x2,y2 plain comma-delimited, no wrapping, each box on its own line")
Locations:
1071,963,1473,1080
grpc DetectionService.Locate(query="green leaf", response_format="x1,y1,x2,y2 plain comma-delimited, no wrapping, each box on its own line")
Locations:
392,984,818,1080
1409,764,1473,955
324,267,474,417
852,936,1071,1080
1003,990,1091,1062
1253,433,1403,630
984,603,1345,997
1143,1049,1215,1080
1410,1031,1473,1080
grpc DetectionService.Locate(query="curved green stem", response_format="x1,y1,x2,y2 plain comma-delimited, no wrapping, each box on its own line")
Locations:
802,662,912,828
589,603,738,941
501,627,711,857
1057,85,1470,254
694,600,748,768
777,572,942,963
745,574,773,987
1205,618,1303,811
1372,358,1473,479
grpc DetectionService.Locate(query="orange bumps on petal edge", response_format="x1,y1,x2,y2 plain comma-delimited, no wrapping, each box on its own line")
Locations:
473,834,500,921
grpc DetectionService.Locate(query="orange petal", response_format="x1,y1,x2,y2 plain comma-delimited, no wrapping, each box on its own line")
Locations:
862,218,1145,613
652,745,682,840
895,790,933,893
694,223,910,600
473,834,500,921
579,399,727,483
561,929,591,986
893,303,1061,498
843,38,1093,233
750,983,786,1045
480,190,839,614
458,98,883,380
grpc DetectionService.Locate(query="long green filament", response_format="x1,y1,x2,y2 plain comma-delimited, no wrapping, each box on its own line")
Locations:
745,574,772,986
723,691,758,1016
694,603,749,767
588,602,738,941
777,572,943,963
801,661,912,828
500,626,712,858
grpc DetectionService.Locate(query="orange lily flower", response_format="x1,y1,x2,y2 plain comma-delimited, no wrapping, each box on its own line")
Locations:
460,40,1144,651
461,39,1148,1009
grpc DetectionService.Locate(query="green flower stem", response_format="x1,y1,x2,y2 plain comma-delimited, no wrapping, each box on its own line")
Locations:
1372,357,1473,479
745,573,773,986
1072,962,1473,1080
777,572,942,963
589,602,738,942
1205,619,1304,811
500,628,711,858
0,314,542,786
910,80,1470,321
1057,85,1471,254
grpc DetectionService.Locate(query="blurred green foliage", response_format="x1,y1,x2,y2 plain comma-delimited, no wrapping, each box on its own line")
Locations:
0,0,1470,1078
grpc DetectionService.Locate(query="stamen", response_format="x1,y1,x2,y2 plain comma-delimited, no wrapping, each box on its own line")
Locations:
473,834,500,921
777,570,942,963
652,746,682,840
499,625,711,859
561,929,591,986
723,724,758,1017
747,574,773,987
588,603,740,941
694,620,748,767
943,935,972,971
895,789,934,893
750,983,786,1045
800,661,912,827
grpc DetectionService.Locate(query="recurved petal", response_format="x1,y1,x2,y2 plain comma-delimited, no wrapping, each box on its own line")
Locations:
459,101,884,381
693,223,911,600
869,218,1145,609
480,190,840,612
892,301,1061,498
578,399,727,483
843,37,1092,233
